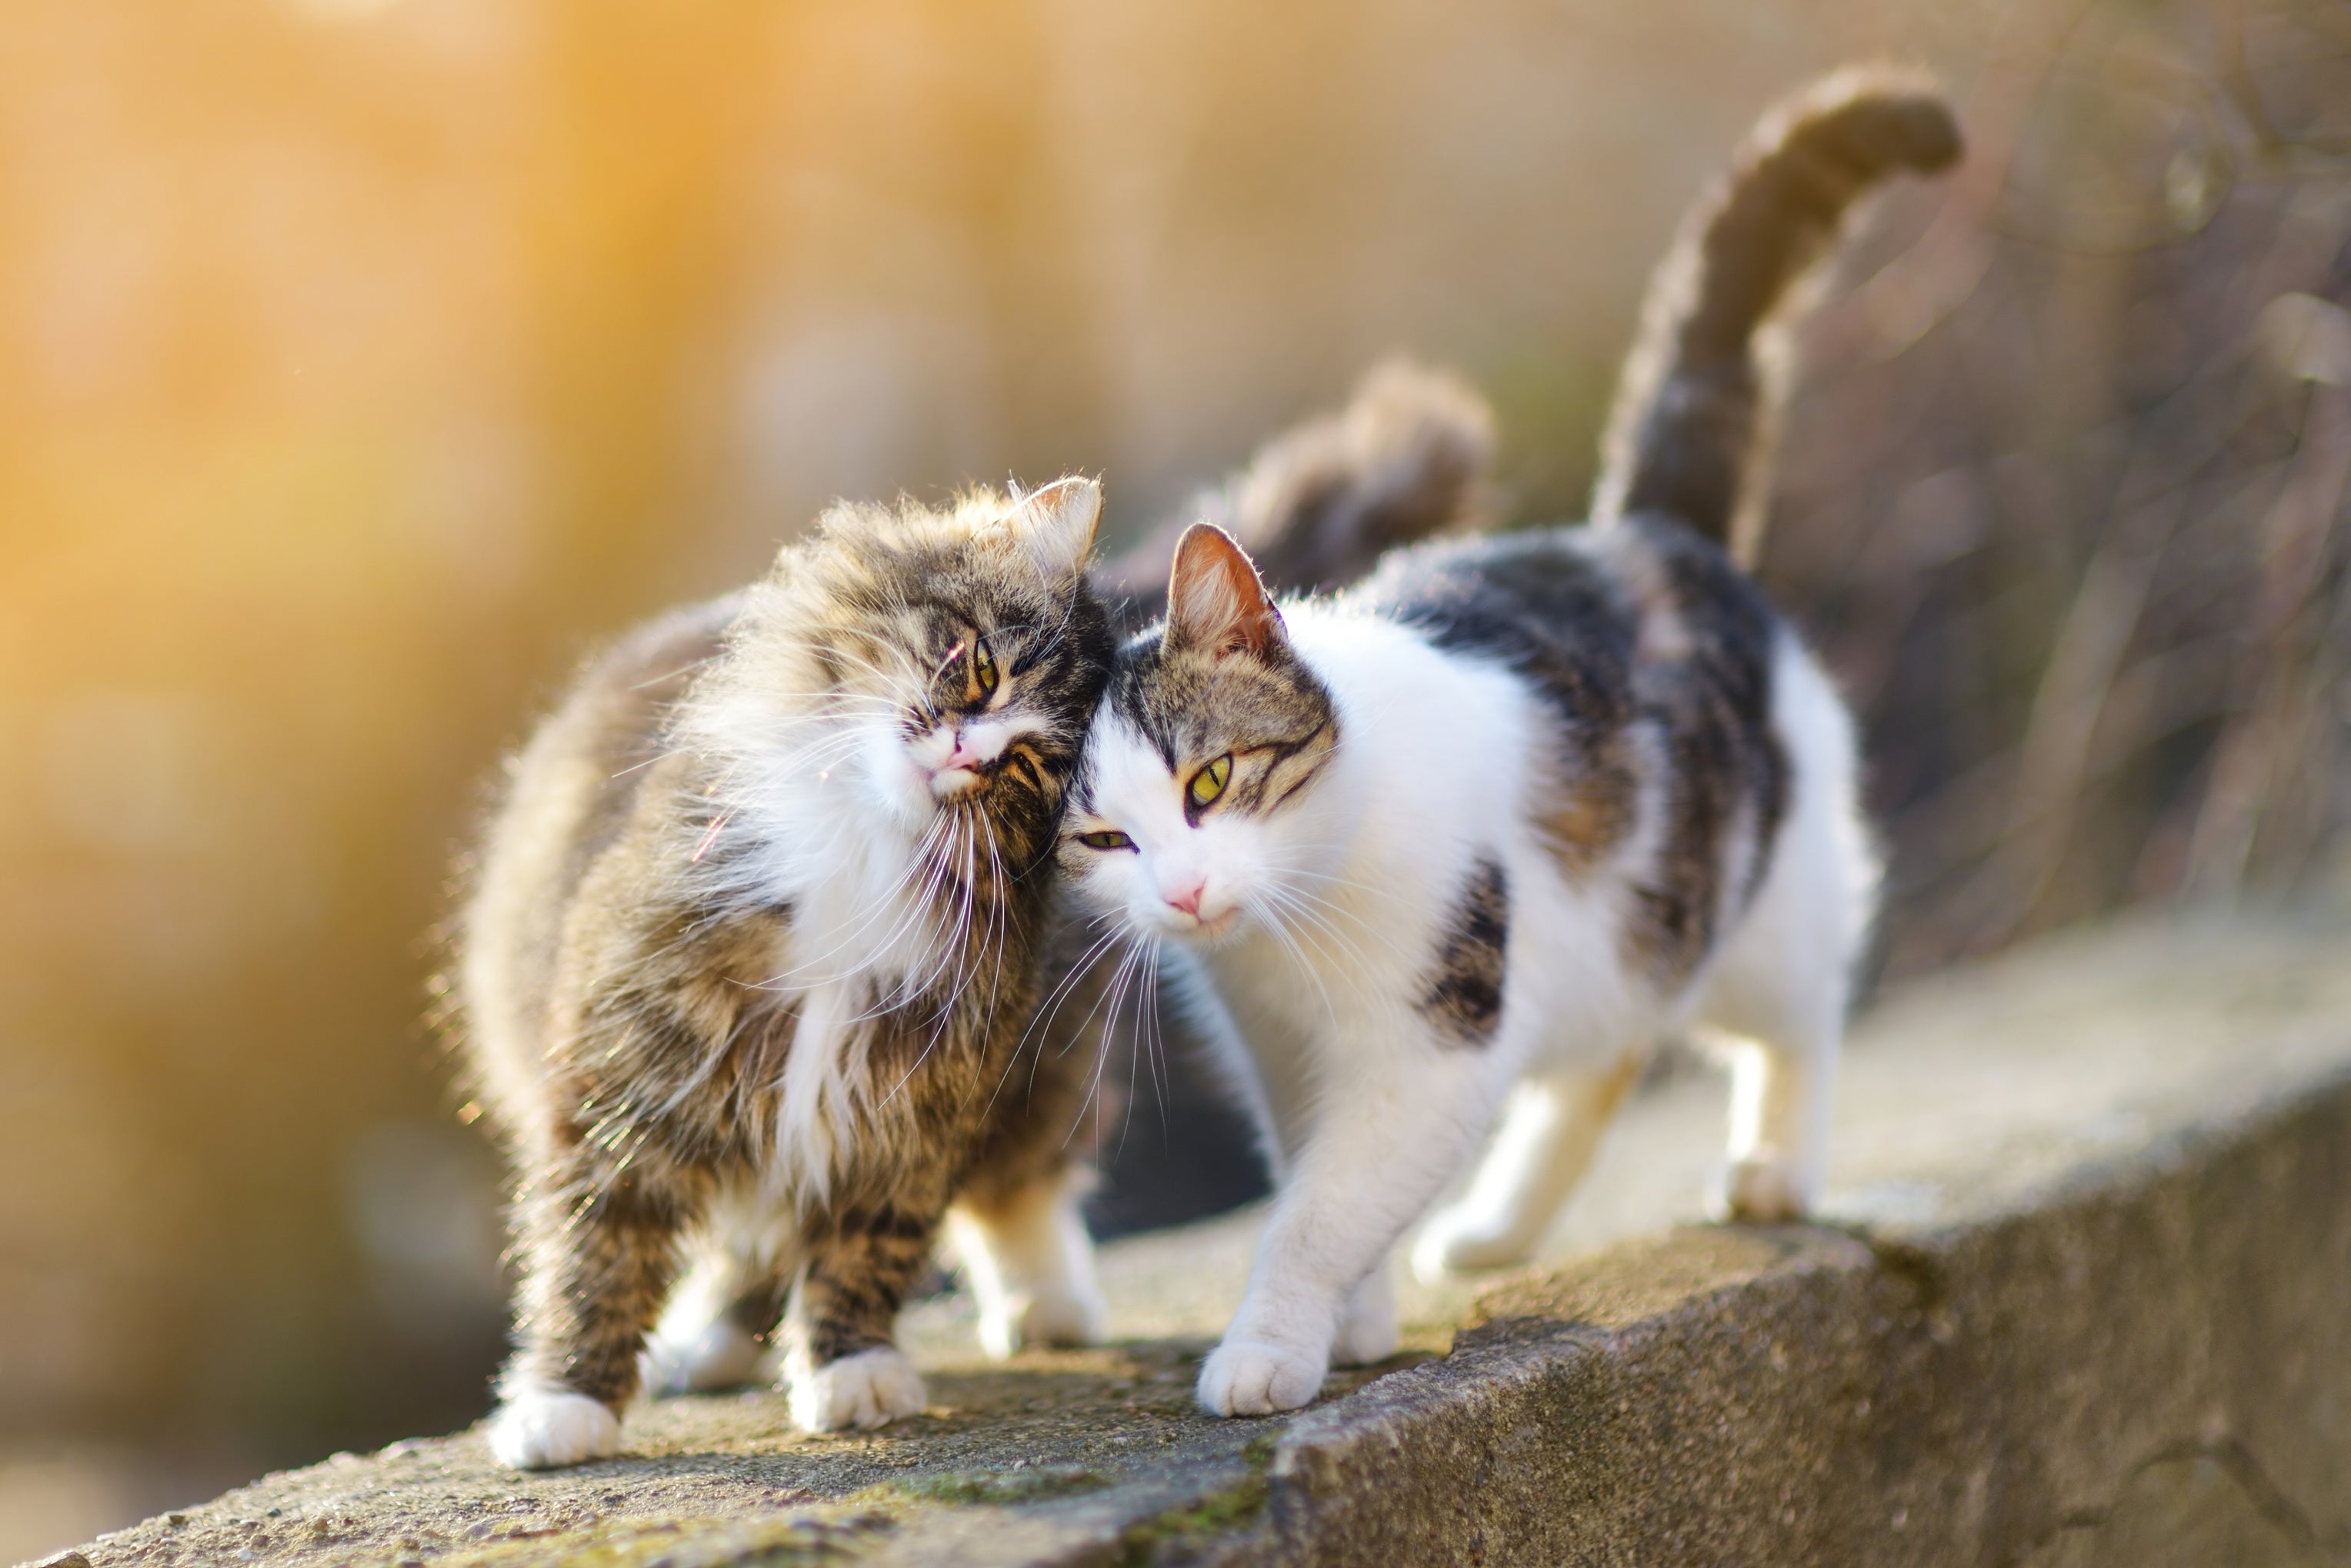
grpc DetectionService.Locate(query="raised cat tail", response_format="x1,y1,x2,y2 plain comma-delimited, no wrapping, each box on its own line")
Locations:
1099,359,1495,610
1591,67,1961,565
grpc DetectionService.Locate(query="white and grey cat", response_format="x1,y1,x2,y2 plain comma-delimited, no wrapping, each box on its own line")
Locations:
1056,72,1959,1416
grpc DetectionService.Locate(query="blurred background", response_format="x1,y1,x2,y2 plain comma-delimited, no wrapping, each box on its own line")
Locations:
5,0,2350,1557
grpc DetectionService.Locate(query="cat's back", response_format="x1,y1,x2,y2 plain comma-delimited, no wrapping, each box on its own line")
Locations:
1347,519,1795,986
1349,517,1784,719
1348,525,1641,732
460,595,742,1113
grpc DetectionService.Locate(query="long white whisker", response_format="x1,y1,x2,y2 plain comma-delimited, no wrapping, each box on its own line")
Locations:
1245,892,1344,1032
1067,938,1150,1150
985,916,1125,1123
1256,882,1372,972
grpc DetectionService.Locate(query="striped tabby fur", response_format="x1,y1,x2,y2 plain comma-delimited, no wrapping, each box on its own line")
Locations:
462,482,1115,1465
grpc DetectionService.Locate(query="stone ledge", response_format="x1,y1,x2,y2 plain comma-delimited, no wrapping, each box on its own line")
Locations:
45,906,2351,1567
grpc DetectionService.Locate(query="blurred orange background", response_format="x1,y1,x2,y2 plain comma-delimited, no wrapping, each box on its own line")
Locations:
8,0,2351,1559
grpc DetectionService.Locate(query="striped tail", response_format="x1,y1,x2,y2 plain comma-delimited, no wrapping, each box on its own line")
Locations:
1592,68,1961,563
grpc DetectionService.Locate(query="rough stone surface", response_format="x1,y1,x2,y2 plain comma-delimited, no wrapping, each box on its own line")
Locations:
45,906,2351,1566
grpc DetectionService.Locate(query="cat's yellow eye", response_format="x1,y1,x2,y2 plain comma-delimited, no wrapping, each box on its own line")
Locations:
970,636,999,698
1188,754,1232,809
1078,829,1135,852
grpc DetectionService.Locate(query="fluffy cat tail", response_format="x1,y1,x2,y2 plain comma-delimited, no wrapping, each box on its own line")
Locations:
1592,67,1961,564
1101,359,1495,607
1209,358,1496,593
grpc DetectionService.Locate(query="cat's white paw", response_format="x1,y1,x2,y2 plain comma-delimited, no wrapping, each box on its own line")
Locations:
1332,1289,1399,1368
487,1386,620,1470
1710,1155,1815,1223
978,1281,1109,1360
788,1347,926,1433
1197,1338,1325,1416
642,1317,772,1396
1410,1208,1535,1282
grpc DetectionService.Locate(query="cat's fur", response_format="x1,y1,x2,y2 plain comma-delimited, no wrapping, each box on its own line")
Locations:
456,365,1496,1464
1057,69,1959,1417
461,481,1118,1466
1099,358,1496,610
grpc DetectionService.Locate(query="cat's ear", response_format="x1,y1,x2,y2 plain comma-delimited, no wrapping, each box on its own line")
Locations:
1006,476,1102,575
1165,523,1284,659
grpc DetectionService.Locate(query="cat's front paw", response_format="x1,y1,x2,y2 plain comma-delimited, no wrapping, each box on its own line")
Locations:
487,1386,621,1470
1710,1154,1816,1223
788,1347,926,1433
1409,1208,1535,1282
1197,1338,1325,1416
978,1281,1109,1360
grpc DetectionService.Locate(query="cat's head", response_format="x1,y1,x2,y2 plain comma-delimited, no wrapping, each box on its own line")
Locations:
1061,524,1340,943
693,478,1112,880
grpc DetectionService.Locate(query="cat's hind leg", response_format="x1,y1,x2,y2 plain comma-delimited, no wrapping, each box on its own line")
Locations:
640,1198,795,1395
1409,1056,1642,1282
641,1259,780,1396
1706,1024,1836,1223
947,987,1110,1360
1694,637,1873,1223
945,1163,1109,1360
1694,882,1851,1223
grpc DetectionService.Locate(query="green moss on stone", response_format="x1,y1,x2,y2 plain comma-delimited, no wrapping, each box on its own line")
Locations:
852,1467,1111,1508
433,1509,895,1567
1113,1446,1278,1567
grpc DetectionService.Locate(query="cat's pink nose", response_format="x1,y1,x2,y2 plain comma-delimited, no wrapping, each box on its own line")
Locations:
1165,879,1206,917
941,730,981,772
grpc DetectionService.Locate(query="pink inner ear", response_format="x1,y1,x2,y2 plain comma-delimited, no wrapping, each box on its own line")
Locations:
1171,525,1279,656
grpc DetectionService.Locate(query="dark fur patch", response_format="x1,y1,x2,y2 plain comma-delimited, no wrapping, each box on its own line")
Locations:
1422,859,1510,1046
1607,519,1791,982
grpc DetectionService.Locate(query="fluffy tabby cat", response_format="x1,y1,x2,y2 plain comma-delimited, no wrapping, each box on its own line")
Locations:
461,479,1115,1467
1057,70,1960,1417
456,365,1489,1466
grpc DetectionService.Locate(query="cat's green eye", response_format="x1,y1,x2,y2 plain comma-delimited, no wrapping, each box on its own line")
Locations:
1078,829,1135,852
1188,754,1232,809
971,637,998,694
